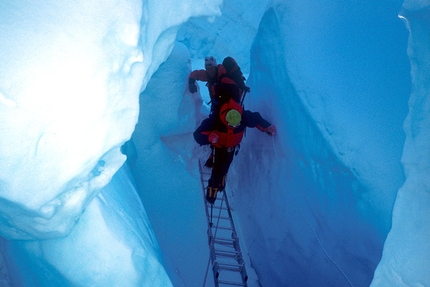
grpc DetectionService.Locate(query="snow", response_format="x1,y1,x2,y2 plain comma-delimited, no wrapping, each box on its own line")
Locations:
0,0,220,285
371,5,430,286
0,0,428,286
0,0,146,239
1,166,171,286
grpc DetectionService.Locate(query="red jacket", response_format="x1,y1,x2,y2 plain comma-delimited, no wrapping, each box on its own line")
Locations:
194,102,272,149
189,64,227,101
189,57,247,105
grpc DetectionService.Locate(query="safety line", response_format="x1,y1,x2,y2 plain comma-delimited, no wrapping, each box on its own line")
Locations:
271,136,354,287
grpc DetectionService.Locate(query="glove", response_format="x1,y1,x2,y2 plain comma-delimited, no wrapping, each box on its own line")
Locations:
265,125,276,136
208,132,219,144
189,78,197,93
243,86,250,93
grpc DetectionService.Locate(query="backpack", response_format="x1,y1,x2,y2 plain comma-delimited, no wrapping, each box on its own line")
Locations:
211,96,246,148
213,57,246,108
217,98,244,128
214,74,242,105
208,57,248,148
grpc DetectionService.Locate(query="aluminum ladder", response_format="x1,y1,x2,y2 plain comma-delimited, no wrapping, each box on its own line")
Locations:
199,161,248,287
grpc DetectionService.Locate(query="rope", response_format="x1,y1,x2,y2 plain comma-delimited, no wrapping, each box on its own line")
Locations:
298,206,354,287
270,136,354,287
248,223,263,251
202,256,211,287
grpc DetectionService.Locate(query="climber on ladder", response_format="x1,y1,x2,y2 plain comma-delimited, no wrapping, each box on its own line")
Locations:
191,56,277,205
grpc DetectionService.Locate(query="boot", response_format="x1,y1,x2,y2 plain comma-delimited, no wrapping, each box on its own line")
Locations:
206,186,219,204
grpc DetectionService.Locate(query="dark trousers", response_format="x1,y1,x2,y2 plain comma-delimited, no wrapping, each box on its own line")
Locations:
209,147,235,190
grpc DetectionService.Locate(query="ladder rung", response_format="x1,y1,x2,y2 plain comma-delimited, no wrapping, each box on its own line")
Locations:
217,263,243,272
213,225,233,231
215,216,232,221
215,250,241,258
214,243,235,250
210,232,234,239
214,237,236,244
214,235,237,241
215,263,249,284
214,205,228,210
199,160,248,287
217,280,246,286
213,247,238,256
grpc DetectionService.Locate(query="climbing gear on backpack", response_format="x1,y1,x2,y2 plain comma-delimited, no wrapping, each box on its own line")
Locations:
220,99,243,124
210,100,244,149
240,90,248,106
225,109,241,127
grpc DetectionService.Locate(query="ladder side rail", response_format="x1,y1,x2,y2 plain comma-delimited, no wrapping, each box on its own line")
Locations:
199,160,248,287
219,191,245,259
199,162,213,227
199,161,220,287
219,185,249,284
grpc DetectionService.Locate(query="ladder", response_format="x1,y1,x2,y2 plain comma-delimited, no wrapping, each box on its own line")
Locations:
199,161,248,287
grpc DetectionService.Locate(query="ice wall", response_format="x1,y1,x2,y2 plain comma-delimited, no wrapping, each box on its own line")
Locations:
0,1,171,285
371,3,430,286
222,1,409,285
177,0,271,73
265,0,409,231
229,6,381,286
130,41,214,287
0,0,222,285
0,0,145,240
1,166,172,287
150,0,410,285
139,0,223,90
